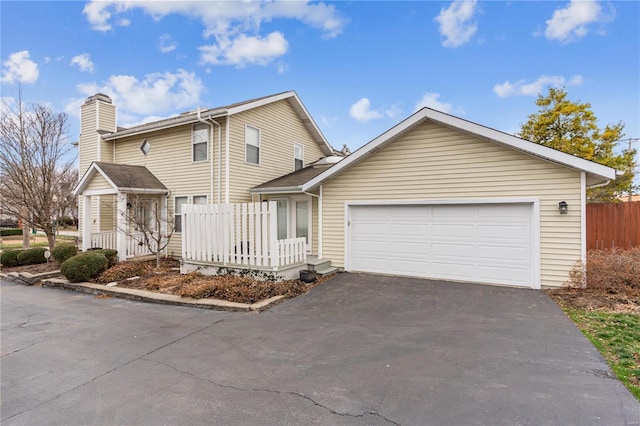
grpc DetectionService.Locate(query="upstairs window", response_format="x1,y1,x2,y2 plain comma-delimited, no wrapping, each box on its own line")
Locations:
294,143,304,170
245,125,260,165
192,123,208,162
193,195,207,205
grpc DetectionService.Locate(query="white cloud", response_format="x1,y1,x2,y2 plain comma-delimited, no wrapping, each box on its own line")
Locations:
493,74,584,97
349,98,400,123
1,50,39,84
544,0,608,43
434,0,478,47
158,34,178,53
414,93,453,113
66,69,204,122
83,1,346,67
200,32,289,67
70,53,95,73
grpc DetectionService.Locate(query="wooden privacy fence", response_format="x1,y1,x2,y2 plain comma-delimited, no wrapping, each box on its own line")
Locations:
586,201,640,250
181,202,306,268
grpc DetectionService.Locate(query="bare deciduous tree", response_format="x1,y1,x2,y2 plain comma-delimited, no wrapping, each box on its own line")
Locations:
119,195,175,268
0,89,77,249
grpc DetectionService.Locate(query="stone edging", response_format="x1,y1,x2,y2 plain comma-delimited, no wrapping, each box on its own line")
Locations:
0,270,62,285
1,272,286,312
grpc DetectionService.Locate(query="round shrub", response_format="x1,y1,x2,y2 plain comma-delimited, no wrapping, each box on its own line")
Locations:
16,248,47,265
93,249,118,267
51,244,78,263
61,252,109,283
1,249,22,267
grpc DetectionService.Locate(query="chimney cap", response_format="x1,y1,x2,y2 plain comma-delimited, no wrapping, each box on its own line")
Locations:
84,93,112,105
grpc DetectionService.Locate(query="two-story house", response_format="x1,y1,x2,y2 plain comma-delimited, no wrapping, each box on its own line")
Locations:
75,91,616,289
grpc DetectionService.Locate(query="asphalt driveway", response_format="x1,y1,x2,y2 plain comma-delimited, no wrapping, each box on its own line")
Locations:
2,274,639,425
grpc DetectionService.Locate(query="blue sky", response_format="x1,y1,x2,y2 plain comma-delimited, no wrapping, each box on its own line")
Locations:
2,0,639,164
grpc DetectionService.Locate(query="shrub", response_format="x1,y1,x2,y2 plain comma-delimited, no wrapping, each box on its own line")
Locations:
16,248,47,265
90,249,118,267
0,228,23,237
51,244,78,263
569,248,640,293
1,249,22,267
61,252,109,283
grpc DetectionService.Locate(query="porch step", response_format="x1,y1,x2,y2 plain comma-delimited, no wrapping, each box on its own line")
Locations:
315,266,339,277
306,255,332,272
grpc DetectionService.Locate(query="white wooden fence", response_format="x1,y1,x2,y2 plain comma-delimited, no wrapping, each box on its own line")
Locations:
182,202,306,269
90,231,156,258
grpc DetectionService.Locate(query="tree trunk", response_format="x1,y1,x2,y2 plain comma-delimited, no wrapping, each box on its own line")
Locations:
21,207,30,249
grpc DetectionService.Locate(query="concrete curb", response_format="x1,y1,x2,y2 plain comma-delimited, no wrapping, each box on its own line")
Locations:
0,270,63,286
40,278,286,312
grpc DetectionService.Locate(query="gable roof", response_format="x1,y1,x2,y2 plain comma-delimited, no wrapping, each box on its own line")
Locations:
302,107,618,191
74,161,168,196
100,91,334,156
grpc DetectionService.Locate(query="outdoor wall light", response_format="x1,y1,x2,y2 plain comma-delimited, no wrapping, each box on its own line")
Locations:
558,201,568,215
126,202,133,210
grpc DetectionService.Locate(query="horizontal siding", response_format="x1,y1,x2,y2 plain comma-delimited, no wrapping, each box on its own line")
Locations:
79,102,97,175
100,195,116,232
321,120,583,288
228,99,326,203
85,174,111,191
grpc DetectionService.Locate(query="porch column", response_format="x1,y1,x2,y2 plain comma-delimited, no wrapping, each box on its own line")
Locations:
160,195,168,255
116,192,128,262
81,195,92,252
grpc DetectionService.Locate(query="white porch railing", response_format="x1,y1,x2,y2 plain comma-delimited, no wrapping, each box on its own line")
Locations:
182,202,306,269
89,231,156,259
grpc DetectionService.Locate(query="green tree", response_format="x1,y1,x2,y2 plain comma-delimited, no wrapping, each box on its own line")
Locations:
519,87,636,202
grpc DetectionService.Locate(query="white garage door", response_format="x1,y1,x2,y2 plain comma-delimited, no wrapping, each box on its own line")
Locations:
348,203,535,287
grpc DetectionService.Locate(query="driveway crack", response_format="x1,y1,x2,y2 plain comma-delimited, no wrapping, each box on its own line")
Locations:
0,319,225,423
146,358,400,425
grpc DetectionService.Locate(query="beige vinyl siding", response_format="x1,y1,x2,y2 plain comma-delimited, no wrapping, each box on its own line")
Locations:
312,195,319,254
100,195,116,232
321,120,582,288
227,100,325,203
114,121,225,256
85,173,112,191
79,102,97,174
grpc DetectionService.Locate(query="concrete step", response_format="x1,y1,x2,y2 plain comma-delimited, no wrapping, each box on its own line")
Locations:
306,256,332,272
316,266,339,277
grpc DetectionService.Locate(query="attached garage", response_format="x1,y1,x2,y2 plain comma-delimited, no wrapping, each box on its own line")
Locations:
300,107,616,289
347,202,538,288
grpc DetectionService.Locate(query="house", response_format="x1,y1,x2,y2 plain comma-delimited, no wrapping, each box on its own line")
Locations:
74,91,617,289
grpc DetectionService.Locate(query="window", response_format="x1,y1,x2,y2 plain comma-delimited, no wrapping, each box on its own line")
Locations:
294,143,304,170
192,123,208,162
245,125,260,164
193,195,207,205
174,196,188,233
140,139,151,156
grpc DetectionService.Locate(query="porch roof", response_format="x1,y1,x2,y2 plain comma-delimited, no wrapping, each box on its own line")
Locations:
249,165,330,194
74,161,168,196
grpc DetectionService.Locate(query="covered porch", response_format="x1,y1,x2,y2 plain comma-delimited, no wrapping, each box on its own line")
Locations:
74,162,170,262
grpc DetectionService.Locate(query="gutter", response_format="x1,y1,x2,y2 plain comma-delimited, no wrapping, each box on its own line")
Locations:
197,108,221,204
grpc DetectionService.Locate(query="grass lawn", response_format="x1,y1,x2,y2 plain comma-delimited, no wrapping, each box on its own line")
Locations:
1,235,77,250
563,307,640,400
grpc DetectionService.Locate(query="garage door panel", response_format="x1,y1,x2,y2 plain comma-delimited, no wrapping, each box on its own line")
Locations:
430,242,475,258
478,224,530,239
349,204,535,288
432,223,475,237
390,223,430,237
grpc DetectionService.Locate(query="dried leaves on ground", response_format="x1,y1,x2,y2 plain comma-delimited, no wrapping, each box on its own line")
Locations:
92,258,325,304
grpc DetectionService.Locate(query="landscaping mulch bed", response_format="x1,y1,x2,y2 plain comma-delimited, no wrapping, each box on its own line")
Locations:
93,258,328,304
2,261,61,274
545,288,640,314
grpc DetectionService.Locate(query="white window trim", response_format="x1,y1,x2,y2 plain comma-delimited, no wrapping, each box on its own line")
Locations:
294,143,304,171
192,123,209,163
245,124,261,166
174,196,188,234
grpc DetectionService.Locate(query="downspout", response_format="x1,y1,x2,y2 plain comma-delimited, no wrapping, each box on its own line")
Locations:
218,116,223,203
196,108,221,204
225,115,230,203
303,189,321,257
